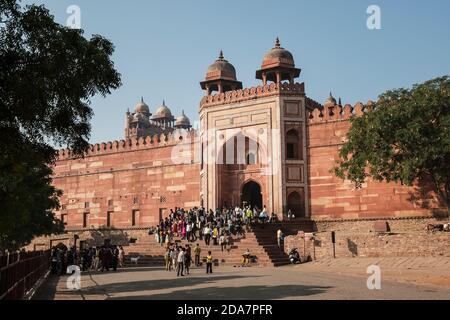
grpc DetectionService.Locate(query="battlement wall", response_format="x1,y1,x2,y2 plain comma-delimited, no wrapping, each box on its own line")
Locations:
200,82,306,108
58,129,198,160
306,101,441,220
52,129,200,230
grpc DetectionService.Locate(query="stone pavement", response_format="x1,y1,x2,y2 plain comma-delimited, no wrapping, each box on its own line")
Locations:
33,258,450,300
303,257,450,290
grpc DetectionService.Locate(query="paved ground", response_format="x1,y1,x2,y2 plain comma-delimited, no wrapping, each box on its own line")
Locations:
304,257,450,290
34,258,450,300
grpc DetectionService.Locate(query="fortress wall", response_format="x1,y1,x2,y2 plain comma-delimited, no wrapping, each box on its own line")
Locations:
52,131,200,230
307,103,441,220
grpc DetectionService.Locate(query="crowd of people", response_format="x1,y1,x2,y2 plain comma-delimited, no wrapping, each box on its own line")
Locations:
152,205,278,248
152,205,282,273
50,244,125,276
162,243,214,276
48,205,290,277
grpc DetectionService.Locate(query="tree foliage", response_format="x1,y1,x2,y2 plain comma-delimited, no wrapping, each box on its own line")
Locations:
334,76,450,213
0,0,121,250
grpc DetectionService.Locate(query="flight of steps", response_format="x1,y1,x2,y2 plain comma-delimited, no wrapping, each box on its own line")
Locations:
124,220,315,268
248,220,315,267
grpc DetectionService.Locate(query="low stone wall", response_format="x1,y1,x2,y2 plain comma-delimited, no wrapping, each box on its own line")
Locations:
25,228,152,251
285,231,450,261
313,216,447,233
285,216,450,261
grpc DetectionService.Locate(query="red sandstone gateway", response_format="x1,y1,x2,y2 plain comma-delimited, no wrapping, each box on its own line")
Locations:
42,39,439,252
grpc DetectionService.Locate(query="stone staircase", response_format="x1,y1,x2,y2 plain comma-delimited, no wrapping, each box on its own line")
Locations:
124,220,314,268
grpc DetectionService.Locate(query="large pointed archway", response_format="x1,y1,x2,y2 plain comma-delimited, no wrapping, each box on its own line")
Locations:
241,180,263,210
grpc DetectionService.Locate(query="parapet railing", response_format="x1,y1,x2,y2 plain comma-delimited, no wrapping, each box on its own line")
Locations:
0,250,51,300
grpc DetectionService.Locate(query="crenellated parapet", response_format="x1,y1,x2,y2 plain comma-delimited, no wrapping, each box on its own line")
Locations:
200,82,305,108
58,129,198,160
307,101,373,125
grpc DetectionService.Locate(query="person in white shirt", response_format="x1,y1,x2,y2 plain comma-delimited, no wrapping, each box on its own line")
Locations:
204,225,212,246
177,248,185,277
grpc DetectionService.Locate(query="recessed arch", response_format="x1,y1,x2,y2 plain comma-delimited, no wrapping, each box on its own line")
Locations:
287,191,305,218
241,180,263,210
286,129,302,160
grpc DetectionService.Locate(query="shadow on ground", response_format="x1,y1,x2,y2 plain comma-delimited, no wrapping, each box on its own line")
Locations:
106,284,332,300
84,274,265,295
34,267,334,300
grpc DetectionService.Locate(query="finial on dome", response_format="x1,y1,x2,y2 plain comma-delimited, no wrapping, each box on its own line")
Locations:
338,97,342,106
275,37,281,48
163,99,166,106
141,96,144,103
218,50,224,60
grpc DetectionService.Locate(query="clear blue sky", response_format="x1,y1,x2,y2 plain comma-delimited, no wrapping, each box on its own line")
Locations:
24,0,450,144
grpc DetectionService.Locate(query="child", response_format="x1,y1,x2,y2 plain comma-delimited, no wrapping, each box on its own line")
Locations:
206,251,213,274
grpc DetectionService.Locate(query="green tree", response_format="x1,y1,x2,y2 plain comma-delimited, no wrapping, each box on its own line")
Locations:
0,0,121,250
334,76,450,214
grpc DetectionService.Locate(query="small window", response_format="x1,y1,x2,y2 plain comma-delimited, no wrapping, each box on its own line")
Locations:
83,212,90,228
84,202,90,209
160,196,167,203
132,210,140,227
61,205,67,211
107,211,113,227
108,199,113,206
286,130,301,160
61,214,68,226
133,196,139,205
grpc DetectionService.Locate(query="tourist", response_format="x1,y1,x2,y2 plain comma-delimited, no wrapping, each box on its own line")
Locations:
111,246,119,272
155,225,161,244
259,207,268,224
51,247,59,275
269,212,277,223
165,247,172,271
219,233,226,252
184,245,192,275
177,248,185,277
212,226,218,245
277,228,283,248
206,251,213,274
245,207,253,227
242,248,251,267
194,243,201,267
181,221,187,240
172,245,179,271
100,245,112,272
118,246,125,268
204,225,211,246
186,222,192,242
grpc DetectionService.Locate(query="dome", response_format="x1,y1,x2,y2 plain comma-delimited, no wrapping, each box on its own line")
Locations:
135,97,150,114
132,112,150,125
324,93,337,108
175,110,191,127
205,51,237,81
261,38,295,68
153,100,173,120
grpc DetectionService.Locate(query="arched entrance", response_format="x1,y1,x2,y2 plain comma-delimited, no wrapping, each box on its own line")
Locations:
241,181,263,209
287,191,304,218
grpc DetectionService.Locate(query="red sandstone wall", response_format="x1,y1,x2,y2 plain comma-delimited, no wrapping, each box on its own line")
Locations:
307,104,439,220
53,133,200,229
